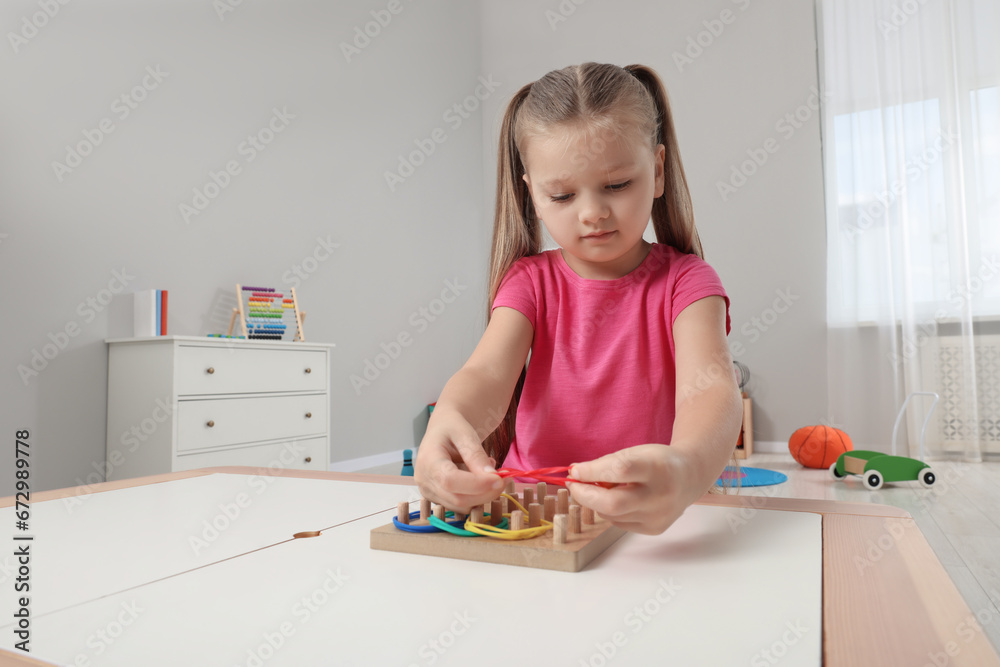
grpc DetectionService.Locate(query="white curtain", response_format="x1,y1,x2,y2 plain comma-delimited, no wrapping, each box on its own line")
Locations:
819,0,1000,461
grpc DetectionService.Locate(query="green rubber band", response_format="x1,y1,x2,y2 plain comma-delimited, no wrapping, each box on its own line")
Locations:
428,514,509,536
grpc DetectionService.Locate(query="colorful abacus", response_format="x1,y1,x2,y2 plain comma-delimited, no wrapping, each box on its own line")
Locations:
228,284,305,342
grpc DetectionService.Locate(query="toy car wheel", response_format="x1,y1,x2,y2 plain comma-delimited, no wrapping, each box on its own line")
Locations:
920,469,936,488
829,462,845,479
864,471,883,490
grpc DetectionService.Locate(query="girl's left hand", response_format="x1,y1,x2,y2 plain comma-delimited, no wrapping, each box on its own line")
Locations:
566,444,704,535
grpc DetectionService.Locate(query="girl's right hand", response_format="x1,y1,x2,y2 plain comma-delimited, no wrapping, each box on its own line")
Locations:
414,408,504,511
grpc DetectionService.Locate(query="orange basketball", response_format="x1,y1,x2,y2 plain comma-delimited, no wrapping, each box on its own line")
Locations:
788,425,853,469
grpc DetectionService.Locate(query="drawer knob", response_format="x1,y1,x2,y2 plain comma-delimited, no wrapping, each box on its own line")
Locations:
206,420,215,428
305,412,312,419
304,367,312,374
305,456,312,463
206,367,215,375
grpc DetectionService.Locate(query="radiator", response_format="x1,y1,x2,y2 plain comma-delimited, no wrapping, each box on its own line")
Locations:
918,334,1000,455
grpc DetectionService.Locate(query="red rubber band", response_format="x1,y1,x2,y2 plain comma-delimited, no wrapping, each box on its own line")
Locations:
495,466,616,488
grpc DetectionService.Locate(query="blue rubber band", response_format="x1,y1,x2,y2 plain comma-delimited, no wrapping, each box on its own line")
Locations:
392,510,466,533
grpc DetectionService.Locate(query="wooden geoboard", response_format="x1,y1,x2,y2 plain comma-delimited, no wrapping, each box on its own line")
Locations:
370,509,626,572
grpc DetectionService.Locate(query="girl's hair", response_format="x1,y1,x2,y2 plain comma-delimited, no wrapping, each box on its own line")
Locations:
483,62,703,464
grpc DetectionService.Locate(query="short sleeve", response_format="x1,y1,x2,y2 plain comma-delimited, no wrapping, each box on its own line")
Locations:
671,254,731,335
492,259,537,328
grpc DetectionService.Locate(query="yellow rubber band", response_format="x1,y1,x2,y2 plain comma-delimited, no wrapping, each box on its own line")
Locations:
462,493,553,540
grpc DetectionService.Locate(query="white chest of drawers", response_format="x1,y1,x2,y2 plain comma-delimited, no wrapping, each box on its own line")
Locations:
105,336,333,481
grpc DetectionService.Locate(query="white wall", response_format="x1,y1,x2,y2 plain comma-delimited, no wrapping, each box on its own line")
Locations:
0,0,489,495
480,0,829,449
1,0,831,496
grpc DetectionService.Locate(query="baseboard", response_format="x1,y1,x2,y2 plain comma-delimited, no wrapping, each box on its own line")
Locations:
329,449,406,473
752,440,789,454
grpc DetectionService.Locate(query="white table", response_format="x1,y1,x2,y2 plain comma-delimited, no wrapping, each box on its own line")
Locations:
1,468,997,666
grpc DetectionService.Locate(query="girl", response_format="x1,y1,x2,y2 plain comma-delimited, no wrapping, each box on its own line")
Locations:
415,62,742,535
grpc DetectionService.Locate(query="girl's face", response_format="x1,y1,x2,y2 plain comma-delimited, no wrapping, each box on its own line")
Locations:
522,123,665,280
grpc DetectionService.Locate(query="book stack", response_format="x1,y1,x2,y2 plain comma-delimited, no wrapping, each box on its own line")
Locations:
134,289,168,337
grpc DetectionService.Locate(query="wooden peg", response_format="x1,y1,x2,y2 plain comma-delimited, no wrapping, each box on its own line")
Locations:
420,498,432,521
536,481,547,502
528,502,542,528
553,514,568,544
569,505,582,534
471,506,485,524
510,509,524,531
397,501,410,524
490,499,503,526
544,495,556,521
500,495,509,515
433,504,446,520
453,511,466,523
582,506,595,525
523,487,534,508
557,488,570,515
504,479,516,495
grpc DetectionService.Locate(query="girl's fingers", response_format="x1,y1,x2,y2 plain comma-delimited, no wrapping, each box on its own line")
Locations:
566,480,641,518
453,436,498,476
415,435,502,511
569,449,649,485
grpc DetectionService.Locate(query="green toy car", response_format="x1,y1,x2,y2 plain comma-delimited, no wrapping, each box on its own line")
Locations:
830,450,936,490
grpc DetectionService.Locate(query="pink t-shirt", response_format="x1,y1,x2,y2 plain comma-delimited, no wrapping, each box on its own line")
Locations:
492,243,730,470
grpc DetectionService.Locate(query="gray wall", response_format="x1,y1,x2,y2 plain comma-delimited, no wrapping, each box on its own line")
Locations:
1,0,829,496
1,0,489,495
